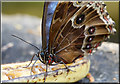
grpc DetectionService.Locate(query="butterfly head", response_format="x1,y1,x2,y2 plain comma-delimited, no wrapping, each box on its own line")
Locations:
38,51,54,65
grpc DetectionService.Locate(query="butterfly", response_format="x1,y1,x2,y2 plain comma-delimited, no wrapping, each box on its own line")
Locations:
12,1,116,82
35,1,116,81
40,1,116,64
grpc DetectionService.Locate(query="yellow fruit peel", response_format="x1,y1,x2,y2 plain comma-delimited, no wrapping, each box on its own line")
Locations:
2,58,90,83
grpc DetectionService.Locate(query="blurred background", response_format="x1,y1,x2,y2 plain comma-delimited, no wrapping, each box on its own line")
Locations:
2,2,44,64
1,1,119,83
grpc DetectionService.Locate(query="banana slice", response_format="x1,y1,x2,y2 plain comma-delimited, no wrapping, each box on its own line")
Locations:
2,57,90,83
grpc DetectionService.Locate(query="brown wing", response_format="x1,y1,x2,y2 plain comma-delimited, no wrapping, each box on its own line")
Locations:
48,2,116,63
48,2,80,52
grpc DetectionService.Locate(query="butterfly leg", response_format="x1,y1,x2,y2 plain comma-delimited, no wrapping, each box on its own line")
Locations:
23,53,36,68
51,60,75,74
54,55,76,72
30,59,37,75
59,60,76,73
43,63,48,83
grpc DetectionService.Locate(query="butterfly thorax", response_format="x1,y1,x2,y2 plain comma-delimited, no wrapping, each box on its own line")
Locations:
39,51,55,65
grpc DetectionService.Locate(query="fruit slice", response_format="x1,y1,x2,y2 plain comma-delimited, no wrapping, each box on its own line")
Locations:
2,57,90,83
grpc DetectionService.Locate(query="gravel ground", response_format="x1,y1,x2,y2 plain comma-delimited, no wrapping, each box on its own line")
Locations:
1,14,119,83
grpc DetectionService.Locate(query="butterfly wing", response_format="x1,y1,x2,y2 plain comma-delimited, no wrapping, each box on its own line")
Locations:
48,2,81,52
42,2,58,50
48,2,116,63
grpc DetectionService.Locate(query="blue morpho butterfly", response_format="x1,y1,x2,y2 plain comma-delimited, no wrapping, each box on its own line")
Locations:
12,1,116,82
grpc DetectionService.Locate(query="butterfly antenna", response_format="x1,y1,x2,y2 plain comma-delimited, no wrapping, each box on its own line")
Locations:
11,34,40,51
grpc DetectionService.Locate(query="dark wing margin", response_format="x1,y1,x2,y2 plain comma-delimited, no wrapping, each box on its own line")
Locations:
42,2,48,50
42,2,58,50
